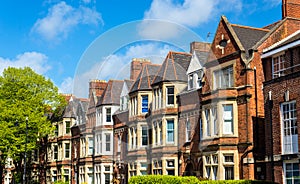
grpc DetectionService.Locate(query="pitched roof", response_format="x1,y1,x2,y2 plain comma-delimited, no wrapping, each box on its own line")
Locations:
186,50,208,74
63,96,88,118
98,80,124,105
231,24,269,51
130,63,161,93
152,51,192,85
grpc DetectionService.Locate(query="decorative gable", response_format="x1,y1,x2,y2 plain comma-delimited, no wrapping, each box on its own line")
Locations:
186,50,203,75
210,16,241,60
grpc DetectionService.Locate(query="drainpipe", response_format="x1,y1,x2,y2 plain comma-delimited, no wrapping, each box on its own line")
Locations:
268,91,274,182
241,49,256,179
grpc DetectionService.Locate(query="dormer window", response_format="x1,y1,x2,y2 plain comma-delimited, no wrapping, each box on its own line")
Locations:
188,70,203,90
188,74,194,90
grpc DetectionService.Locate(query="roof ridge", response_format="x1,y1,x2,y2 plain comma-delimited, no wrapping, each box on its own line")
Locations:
110,81,114,104
109,79,124,82
171,53,178,80
169,51,192,55
137,65,145,90
231,24,270,32
145,65,151,88
221,15,245,51
163,53,170,81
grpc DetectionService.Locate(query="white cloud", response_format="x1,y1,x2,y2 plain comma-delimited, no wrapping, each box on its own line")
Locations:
139,0,243,39
31,1,103,42
73,43,174,97
0,52,51,75
144,0,215,27
58,77,74,94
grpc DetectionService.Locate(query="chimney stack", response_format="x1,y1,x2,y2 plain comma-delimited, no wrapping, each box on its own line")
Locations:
282,0,300,19
130,58,151,81
89,79,107,98
190,42,211,53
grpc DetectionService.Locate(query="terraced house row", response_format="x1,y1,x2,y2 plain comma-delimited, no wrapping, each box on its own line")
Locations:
25,1,300,184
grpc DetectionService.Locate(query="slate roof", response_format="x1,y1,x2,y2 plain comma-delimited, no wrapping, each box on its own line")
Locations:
98,80,124,105
63,96,89,119
124,79,134,90
152,51,192,85
231,24,269,51
130,63,161,93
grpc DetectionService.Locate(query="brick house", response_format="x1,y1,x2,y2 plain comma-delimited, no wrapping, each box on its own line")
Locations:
113,79,134,184
93,79,124,184
46,95,88,184
177,42,210,177
262,30,300,184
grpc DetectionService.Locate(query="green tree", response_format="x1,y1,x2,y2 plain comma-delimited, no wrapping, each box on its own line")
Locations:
0,67,66,183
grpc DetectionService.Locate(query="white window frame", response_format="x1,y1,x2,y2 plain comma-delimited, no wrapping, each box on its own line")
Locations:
223,153,235,180
188,74,194,90
222,104,233,135
166,119,175,143
284,161,300,184
64,143,70,159
166,86,175,106
141,126,148,146
281,100,298,154
88,137,94,155
105,133,111,152
272,53,286,79
186,120,191,142
214,66,234,89
106,107,111,122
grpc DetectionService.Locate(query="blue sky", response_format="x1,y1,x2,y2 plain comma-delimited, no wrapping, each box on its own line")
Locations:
0,0,282,97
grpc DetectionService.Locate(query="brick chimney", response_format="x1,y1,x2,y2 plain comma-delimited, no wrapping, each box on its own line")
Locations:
190,41,211,53
282,0,300,19
89,79,107,98
130,58,151,81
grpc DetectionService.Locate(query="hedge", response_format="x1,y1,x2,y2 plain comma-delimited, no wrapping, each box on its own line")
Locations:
129,175,201,184
129,175,276,184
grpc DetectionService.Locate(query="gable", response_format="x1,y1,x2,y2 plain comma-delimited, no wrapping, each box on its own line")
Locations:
187,51,201,74
210,16,241,60
120,82,129,97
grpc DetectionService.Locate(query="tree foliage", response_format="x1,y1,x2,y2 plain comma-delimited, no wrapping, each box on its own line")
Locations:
0,67,66,164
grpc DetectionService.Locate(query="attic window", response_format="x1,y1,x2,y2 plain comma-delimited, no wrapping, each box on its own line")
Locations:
219,39,228,48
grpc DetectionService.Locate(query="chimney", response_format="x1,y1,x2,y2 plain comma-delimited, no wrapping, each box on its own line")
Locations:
282,0,300,19
89,79,107,98
190,42,211,53
130,58,151,81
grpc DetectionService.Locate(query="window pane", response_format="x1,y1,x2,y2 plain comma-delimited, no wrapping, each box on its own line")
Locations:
167,120,174,142
106,108,111,122
65,121,70,134
167,87,174,105
105,134,111,151
142,95,148,113
142,126,148,146
225,166,234,180
223,104,233,134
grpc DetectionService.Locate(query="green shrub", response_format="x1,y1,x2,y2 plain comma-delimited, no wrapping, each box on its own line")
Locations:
129,175,201,184
199,180,276,184
129,176,276,184
53,180,69,184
